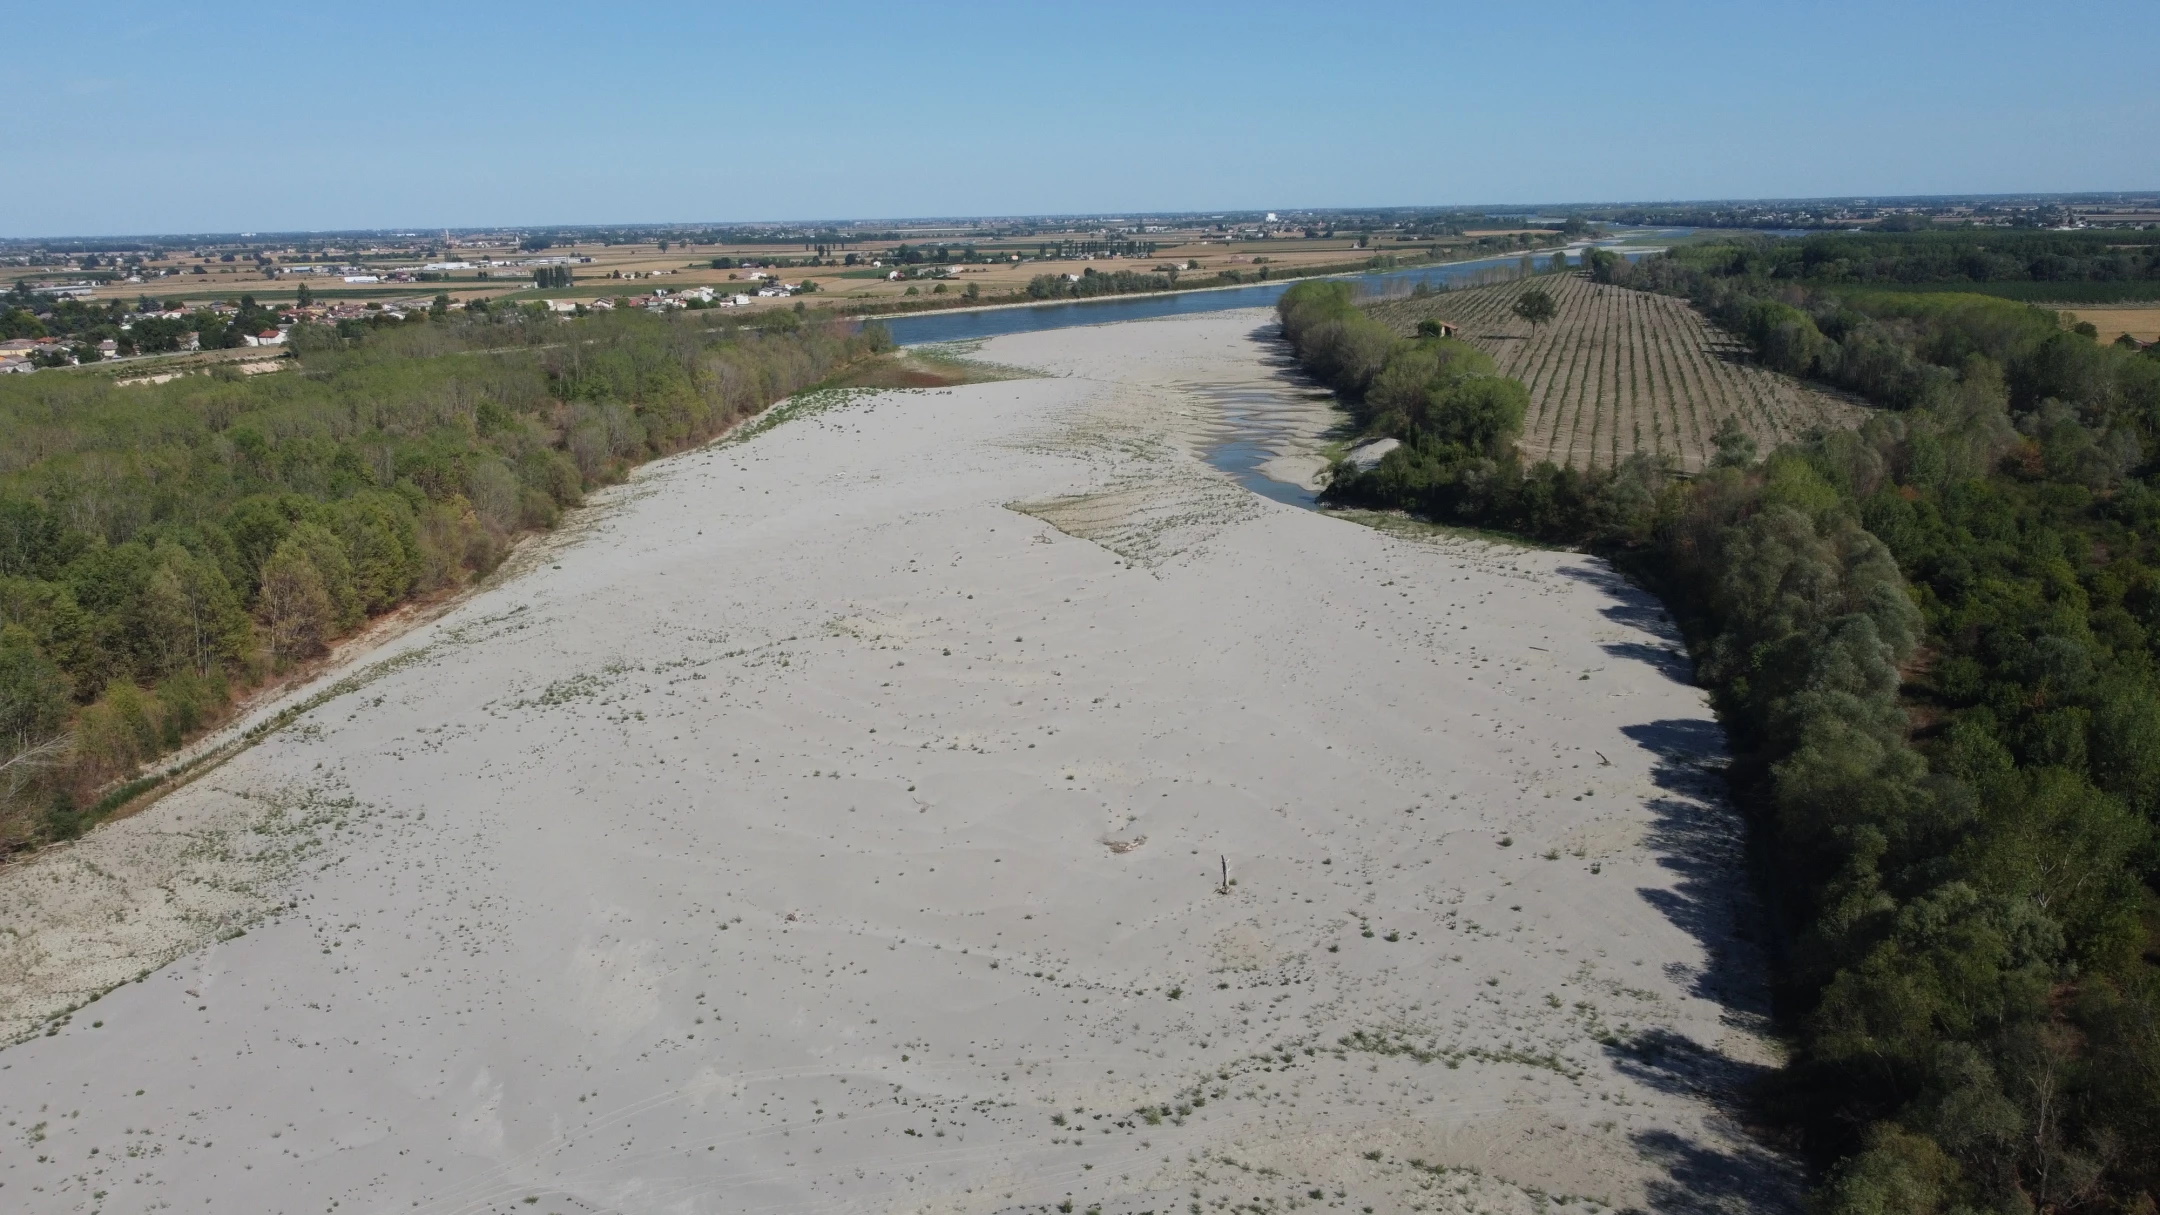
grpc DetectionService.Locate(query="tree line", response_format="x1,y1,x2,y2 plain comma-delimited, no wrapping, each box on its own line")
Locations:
0,305,888,850
1283,245,2160,1212
1661,229,2160,290
1025,268,1183,300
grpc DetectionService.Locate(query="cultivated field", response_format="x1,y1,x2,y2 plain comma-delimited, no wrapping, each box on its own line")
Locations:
1367,275,1871,472
2068,306,2160,345
82,226,1555,319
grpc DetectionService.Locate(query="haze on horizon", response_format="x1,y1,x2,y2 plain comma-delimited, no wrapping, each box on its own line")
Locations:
12,0,2155,239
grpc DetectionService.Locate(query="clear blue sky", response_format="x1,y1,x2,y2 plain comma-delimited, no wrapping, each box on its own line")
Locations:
12,0,2154,237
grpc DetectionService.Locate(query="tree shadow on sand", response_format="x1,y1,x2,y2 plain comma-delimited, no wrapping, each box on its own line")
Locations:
1549,560,1801,1212
1626,1125,1804,1215
1605,723,1801,1213
1618,719,1773,1023
1246,322,1364,443
1554,564,1699,686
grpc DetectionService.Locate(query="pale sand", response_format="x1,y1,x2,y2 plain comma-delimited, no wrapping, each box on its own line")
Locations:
0,311,1791,1213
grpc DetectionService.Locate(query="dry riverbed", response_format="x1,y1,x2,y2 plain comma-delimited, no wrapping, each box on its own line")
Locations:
0,310,1790,1214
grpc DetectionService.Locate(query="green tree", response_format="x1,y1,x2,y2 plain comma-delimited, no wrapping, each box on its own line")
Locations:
140,543,250,679
1819,1124,1960,1215
0,624,70,805
279,523,361,632
1511,286,1558,333
1,307,49,338
256,540,332,669
1711,415,1758,469
74,678,161,780
1421,376,1528,457
337,493,421,613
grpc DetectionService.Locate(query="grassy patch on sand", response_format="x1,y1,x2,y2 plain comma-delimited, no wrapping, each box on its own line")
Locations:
823,343,1034,390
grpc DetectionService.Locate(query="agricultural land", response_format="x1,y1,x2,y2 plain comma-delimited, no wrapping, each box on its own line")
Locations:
1366,275,1870,472
2068,306,2160,346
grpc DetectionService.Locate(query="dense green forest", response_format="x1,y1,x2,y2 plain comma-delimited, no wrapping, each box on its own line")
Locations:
0,305,886,849
1288,236,2160,1212
1658,229,2160,301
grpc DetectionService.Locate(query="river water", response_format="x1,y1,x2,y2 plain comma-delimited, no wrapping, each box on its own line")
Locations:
881,245,1656,347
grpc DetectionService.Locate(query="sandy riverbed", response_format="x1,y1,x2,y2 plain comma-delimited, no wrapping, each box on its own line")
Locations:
0,310,1790,1214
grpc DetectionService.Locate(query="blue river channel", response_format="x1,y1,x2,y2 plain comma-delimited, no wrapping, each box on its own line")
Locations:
880,241,1667,347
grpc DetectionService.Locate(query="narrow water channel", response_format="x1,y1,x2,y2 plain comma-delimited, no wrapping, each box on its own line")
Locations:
1193,378,1325,509
1183,332,1348,512
883,235,1678,511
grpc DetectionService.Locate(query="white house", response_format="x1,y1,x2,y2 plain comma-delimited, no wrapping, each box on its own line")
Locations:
243,328,287,347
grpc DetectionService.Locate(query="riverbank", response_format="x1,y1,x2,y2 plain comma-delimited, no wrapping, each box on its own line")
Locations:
0,310,1788,1214
833,246,1465,320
